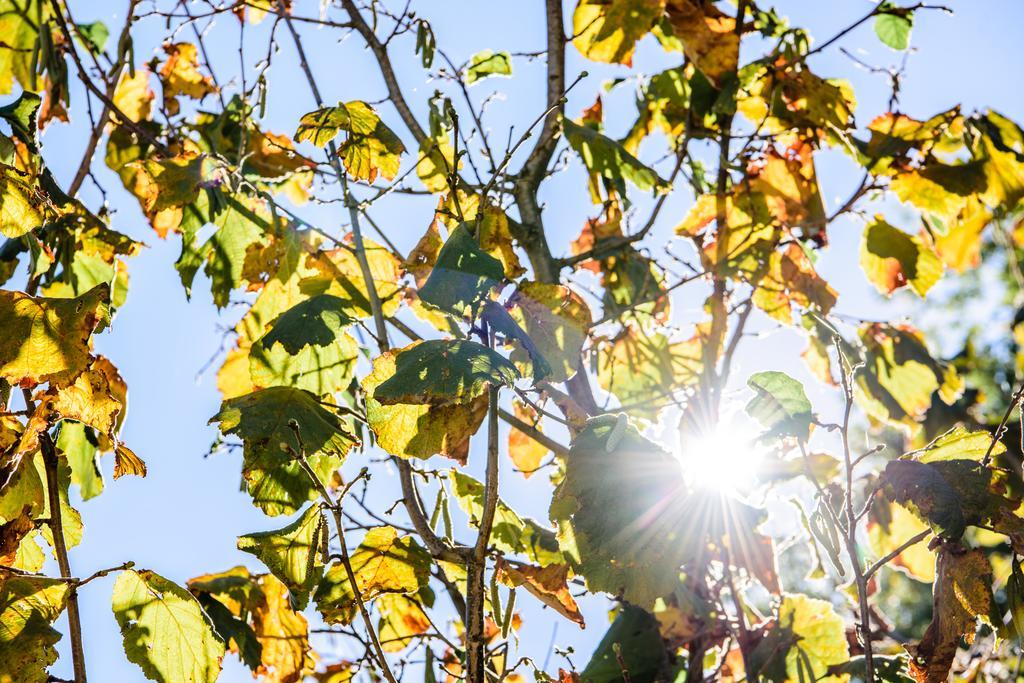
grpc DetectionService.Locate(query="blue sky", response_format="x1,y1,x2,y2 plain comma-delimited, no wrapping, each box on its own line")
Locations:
28,1,1024,680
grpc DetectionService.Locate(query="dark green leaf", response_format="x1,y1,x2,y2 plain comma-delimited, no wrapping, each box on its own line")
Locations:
373,339,519,406
419,224,504,316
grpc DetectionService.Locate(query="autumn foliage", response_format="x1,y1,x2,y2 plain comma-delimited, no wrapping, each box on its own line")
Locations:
3,1,1024,682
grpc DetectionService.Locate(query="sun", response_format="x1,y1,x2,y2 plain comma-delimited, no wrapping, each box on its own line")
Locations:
674,418,768,493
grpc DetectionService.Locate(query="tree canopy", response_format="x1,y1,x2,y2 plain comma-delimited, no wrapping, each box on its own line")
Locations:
2,1,1024,682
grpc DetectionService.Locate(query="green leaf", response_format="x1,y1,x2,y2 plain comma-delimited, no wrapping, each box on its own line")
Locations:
506,282,592,383
76,21,109,54
249,295,360,396
745,371,813,438
912,426,1005,463
874,6,913,51
314,526,431,625
176,193,269,308
258,295,357,354
859,218,942,297
362,343,490,462
550,414,693,607
237,503,326,609
581,605,666,683
450,470,564,566
210,386,359,516
112,569,226,683
0,570,70,683
855,324,962,428
419,224,504,316
563,117,670,194
373,339,519,407
465,49,512,84
0,91,40,148
0,1,49,95
58,421,104,500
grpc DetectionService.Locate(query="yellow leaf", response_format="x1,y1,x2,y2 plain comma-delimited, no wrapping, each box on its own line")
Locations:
158,42,218,114
572,0,666,66
508,400,547,478
112,70,154,124
859,218,943,297
362,344,488,463
778,594,850,683
0,285,109,389
662,0,738,84
868,499,934,582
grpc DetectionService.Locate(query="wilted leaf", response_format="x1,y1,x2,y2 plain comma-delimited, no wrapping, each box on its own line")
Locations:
662,0,739,84
907,547,992,683
159,42,218,114
496,558,584,628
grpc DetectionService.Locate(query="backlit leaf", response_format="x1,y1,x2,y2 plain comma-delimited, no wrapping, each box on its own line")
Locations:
211,387,358,516
465,50,512,84
314,526,431,625
112,568,226,683
859,218,943,297
419,224,504,316
496,558,584,628
745,371,813,439
563,117,670,195
778,594,850,683
571,0,665,66
908,547,992,683
362,344,489,463
875,5,914,51
373,339,519,407
0,284,109,388
551,414,692,607
0,569,70,683
237,503,326,609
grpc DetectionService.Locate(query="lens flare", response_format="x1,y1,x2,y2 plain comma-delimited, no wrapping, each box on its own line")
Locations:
675,419,767,492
